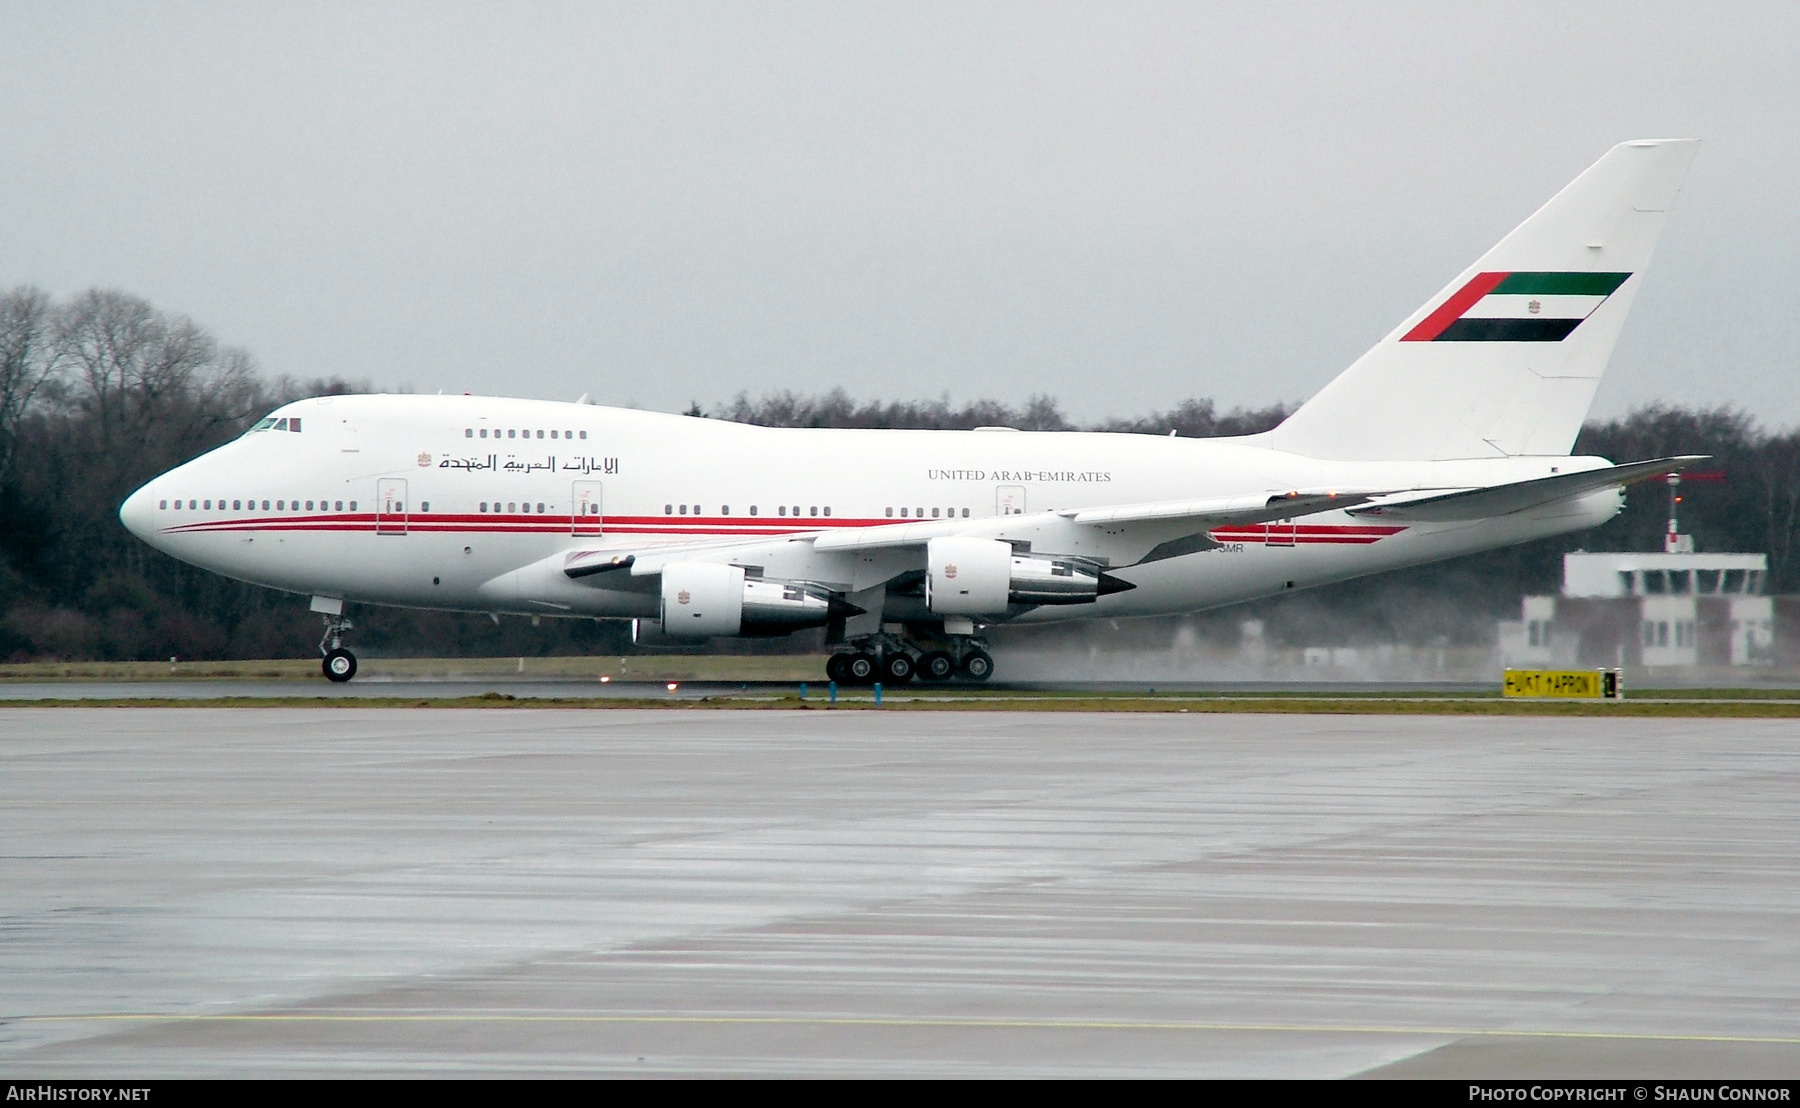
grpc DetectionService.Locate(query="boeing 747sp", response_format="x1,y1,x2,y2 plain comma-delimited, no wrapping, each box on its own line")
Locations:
120,140,1704,683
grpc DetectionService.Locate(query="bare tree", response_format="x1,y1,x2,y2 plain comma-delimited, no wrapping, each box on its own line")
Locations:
0,286,60,482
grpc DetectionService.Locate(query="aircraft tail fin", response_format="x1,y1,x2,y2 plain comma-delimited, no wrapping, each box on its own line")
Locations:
1268,140,1699,461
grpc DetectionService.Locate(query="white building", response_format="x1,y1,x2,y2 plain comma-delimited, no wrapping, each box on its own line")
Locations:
1499,549,1775,669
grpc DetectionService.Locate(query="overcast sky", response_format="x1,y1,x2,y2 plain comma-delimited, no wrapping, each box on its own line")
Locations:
3,2,1796,426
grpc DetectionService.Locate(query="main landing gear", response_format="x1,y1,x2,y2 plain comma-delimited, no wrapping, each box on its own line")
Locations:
825,631,993,686
319,612,357,682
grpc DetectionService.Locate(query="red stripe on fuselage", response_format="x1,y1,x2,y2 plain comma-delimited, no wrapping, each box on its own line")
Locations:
1210,523,1406,545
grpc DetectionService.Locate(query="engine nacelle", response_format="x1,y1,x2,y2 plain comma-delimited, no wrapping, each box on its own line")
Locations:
925,537,1012,615
652,561,843,639
926,537,1108,615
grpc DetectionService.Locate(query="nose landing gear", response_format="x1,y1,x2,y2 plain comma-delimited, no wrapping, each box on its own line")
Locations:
319,613,357,682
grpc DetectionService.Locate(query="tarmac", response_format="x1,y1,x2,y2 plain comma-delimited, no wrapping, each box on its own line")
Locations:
3,706,1798,1077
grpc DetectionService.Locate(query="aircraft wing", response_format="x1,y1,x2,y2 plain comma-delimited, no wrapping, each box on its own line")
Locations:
809,490,1378,553
557,488,1380,587
1347,456,1706,522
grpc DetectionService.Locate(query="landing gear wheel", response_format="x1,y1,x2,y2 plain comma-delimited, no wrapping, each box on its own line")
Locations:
845,652,878,685
881,652,916,685
323,648,358,683
959,649,993,682
917,650,956,683
825,653,851,684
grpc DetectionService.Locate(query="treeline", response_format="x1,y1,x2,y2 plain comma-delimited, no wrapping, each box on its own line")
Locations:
2,285,1796,661
701,390,1293,439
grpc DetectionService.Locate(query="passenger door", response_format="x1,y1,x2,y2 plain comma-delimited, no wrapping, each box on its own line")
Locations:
572,481,603,537
376,478,408,536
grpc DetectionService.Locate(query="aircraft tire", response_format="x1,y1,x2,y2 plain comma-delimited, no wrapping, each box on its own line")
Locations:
881,652,916,685
825,653,851,684
845,652,878,685
959,650,993,682
916,651,956,683
323,648,357,683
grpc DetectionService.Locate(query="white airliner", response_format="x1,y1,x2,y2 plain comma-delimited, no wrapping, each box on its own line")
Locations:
122,139,1702,684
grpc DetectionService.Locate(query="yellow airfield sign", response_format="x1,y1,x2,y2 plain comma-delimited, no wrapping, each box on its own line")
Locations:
1503,669,1623,699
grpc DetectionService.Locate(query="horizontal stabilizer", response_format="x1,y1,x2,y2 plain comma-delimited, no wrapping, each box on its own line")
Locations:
1349,456,1706,522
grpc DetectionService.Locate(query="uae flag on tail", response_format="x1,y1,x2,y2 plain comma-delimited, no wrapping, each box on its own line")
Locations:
1402,271,1632,342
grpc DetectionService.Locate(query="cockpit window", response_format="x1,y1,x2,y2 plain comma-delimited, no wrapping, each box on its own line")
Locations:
248,415,302,435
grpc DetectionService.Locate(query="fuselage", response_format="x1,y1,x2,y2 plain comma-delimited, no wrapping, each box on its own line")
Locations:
119,393,1622,625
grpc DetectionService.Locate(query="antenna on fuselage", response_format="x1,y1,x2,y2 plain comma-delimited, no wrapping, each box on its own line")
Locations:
575,392,592,405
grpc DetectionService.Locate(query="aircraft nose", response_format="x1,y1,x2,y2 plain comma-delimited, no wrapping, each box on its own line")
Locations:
119,484,157,543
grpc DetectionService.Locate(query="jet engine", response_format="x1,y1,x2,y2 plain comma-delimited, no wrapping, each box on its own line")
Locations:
924,537,1129,615
647,561,858,639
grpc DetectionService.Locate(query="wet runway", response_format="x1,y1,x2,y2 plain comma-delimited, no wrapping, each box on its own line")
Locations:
4,708,1799,1077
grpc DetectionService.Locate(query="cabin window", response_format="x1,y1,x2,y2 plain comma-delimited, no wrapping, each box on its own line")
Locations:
931,507,940,518
305,500,313,510
260,500,269,510
508,429,516,439
778,506,786,516
158,499,166,509
480,428,488,438
508,502,516,513
536,430,544,439
679,504,688,515
915,507,923,517
480,502,488,512
537,503,545,513
420,502,429,512
550,430,558,439
749,505,757,516
721,506,730,515
822,506,831,517
565,430,573,438
962,508,970,517
809,506,818,517
899,507,908,517
465,428,473,438
885,507,894,518
232,500,240,510
579,431,587,439
665,504,673,515
792,506,799,517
